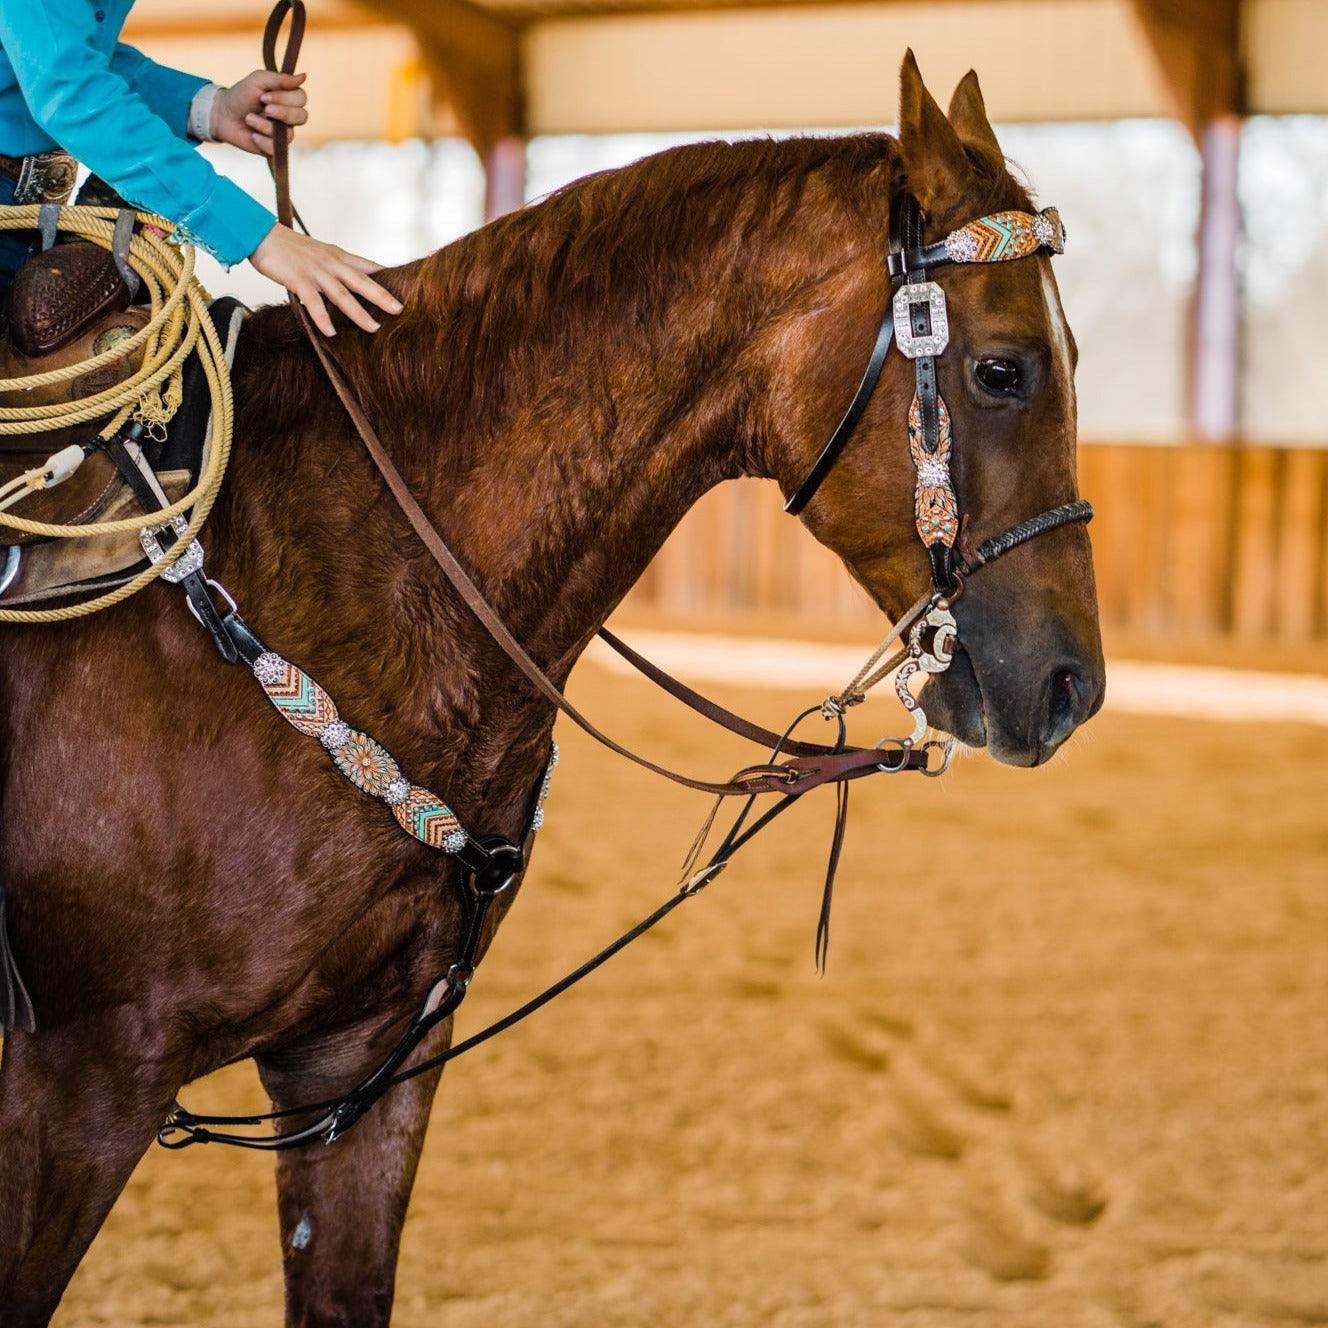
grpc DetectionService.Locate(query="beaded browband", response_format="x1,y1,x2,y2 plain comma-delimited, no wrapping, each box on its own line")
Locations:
887,206,1066,277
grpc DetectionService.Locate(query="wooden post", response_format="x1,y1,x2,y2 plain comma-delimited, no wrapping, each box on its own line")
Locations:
1190,116,1242,441
1130,0,1244,440
363,0,524,218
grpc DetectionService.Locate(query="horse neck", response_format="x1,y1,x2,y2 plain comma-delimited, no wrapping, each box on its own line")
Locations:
221,215,814,819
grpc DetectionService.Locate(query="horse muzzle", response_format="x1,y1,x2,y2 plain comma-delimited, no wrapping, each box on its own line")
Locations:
921,633,1105,768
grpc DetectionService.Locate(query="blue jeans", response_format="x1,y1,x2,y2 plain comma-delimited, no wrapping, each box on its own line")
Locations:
0,172,38,294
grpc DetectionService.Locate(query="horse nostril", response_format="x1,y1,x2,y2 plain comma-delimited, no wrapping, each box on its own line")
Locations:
1044,667,1082,747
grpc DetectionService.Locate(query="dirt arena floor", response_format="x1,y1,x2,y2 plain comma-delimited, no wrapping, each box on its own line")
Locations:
52,652,1327,1328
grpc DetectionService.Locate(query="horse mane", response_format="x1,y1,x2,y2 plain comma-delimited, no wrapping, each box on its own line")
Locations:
236,130,1028,459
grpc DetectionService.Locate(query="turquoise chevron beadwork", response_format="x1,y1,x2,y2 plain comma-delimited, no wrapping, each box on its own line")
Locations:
249,650,558,857
944,207,1066,264
251,650,467,853
392,787,465,852
253,650,339,736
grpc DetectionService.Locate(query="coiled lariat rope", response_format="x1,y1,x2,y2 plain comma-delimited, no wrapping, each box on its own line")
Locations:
0,204,233,622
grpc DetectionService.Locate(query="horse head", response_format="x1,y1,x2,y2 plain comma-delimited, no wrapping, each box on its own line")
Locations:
767,54,1104,766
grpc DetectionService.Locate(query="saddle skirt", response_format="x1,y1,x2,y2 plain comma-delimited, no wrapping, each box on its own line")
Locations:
0,242,245,605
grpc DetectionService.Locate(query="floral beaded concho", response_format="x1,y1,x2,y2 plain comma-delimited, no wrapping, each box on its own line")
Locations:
251,649,557,855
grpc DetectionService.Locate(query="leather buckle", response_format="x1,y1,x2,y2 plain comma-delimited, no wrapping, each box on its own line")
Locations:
893,281,949,359
14,152,77,206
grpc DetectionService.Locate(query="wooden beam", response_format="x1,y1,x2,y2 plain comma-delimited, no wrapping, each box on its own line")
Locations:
1129,0,1243,138
358,0,523,155
469,0,999,17
124,11,379,39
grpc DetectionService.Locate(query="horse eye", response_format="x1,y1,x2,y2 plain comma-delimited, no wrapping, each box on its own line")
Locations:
975,358,1022,397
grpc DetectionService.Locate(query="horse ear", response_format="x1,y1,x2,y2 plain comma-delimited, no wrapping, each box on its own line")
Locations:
897,49,971,215
948,69,1003,158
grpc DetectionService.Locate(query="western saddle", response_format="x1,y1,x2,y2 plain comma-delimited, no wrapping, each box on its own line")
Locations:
0,229,228,606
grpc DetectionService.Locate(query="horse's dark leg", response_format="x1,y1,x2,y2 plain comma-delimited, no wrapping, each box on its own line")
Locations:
257,1021,448,1328
0,1024,180,1325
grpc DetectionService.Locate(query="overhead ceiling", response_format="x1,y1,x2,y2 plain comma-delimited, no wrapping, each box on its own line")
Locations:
123,0,1326,148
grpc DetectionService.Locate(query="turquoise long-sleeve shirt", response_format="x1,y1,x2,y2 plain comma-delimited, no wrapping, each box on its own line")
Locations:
0,1,275,266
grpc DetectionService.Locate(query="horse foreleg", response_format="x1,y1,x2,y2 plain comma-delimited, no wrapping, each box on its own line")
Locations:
257,1021,448,1328
0,1024,181,1326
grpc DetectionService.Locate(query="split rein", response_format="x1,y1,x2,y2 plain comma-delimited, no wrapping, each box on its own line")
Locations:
157,0,1091,1151
156,537,1047,1152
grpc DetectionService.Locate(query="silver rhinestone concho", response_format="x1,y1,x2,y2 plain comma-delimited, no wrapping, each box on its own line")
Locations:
319,719,352,752
384,777,411,806
252,651,287,686
161,540,205,584
442,828,468,854
1033,209,1066,254
916,456,950,489
944,229,980,263
893,281,949,359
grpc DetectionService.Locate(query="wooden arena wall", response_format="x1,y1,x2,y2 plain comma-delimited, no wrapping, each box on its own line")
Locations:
623,443,1328,642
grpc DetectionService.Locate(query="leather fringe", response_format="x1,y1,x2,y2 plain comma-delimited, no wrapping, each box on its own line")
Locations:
814,780,850,974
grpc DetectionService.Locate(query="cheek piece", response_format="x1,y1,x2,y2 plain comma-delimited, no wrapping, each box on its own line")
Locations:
783,184,1088,602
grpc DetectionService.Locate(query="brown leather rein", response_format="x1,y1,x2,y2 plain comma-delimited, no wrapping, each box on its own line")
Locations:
260,0,934,799
153,0,1093,1153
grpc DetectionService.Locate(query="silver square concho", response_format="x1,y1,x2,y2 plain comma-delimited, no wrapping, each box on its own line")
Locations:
893,281,949,359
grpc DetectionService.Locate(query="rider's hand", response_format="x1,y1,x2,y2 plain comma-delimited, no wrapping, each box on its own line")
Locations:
212,71,309,157
249,226,404,336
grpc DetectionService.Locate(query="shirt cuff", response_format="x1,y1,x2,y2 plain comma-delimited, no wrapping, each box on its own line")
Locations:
188,83,223,143
174,175,276,268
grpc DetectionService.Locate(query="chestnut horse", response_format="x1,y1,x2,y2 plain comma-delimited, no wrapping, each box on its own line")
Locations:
0,59,1102,1326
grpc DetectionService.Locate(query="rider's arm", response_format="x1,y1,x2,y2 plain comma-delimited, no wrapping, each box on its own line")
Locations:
108,43,209,143
0,3,274,267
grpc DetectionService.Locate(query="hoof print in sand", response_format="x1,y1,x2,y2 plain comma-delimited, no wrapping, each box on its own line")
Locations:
887,1083,966,1160
959,1202,1053,1282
